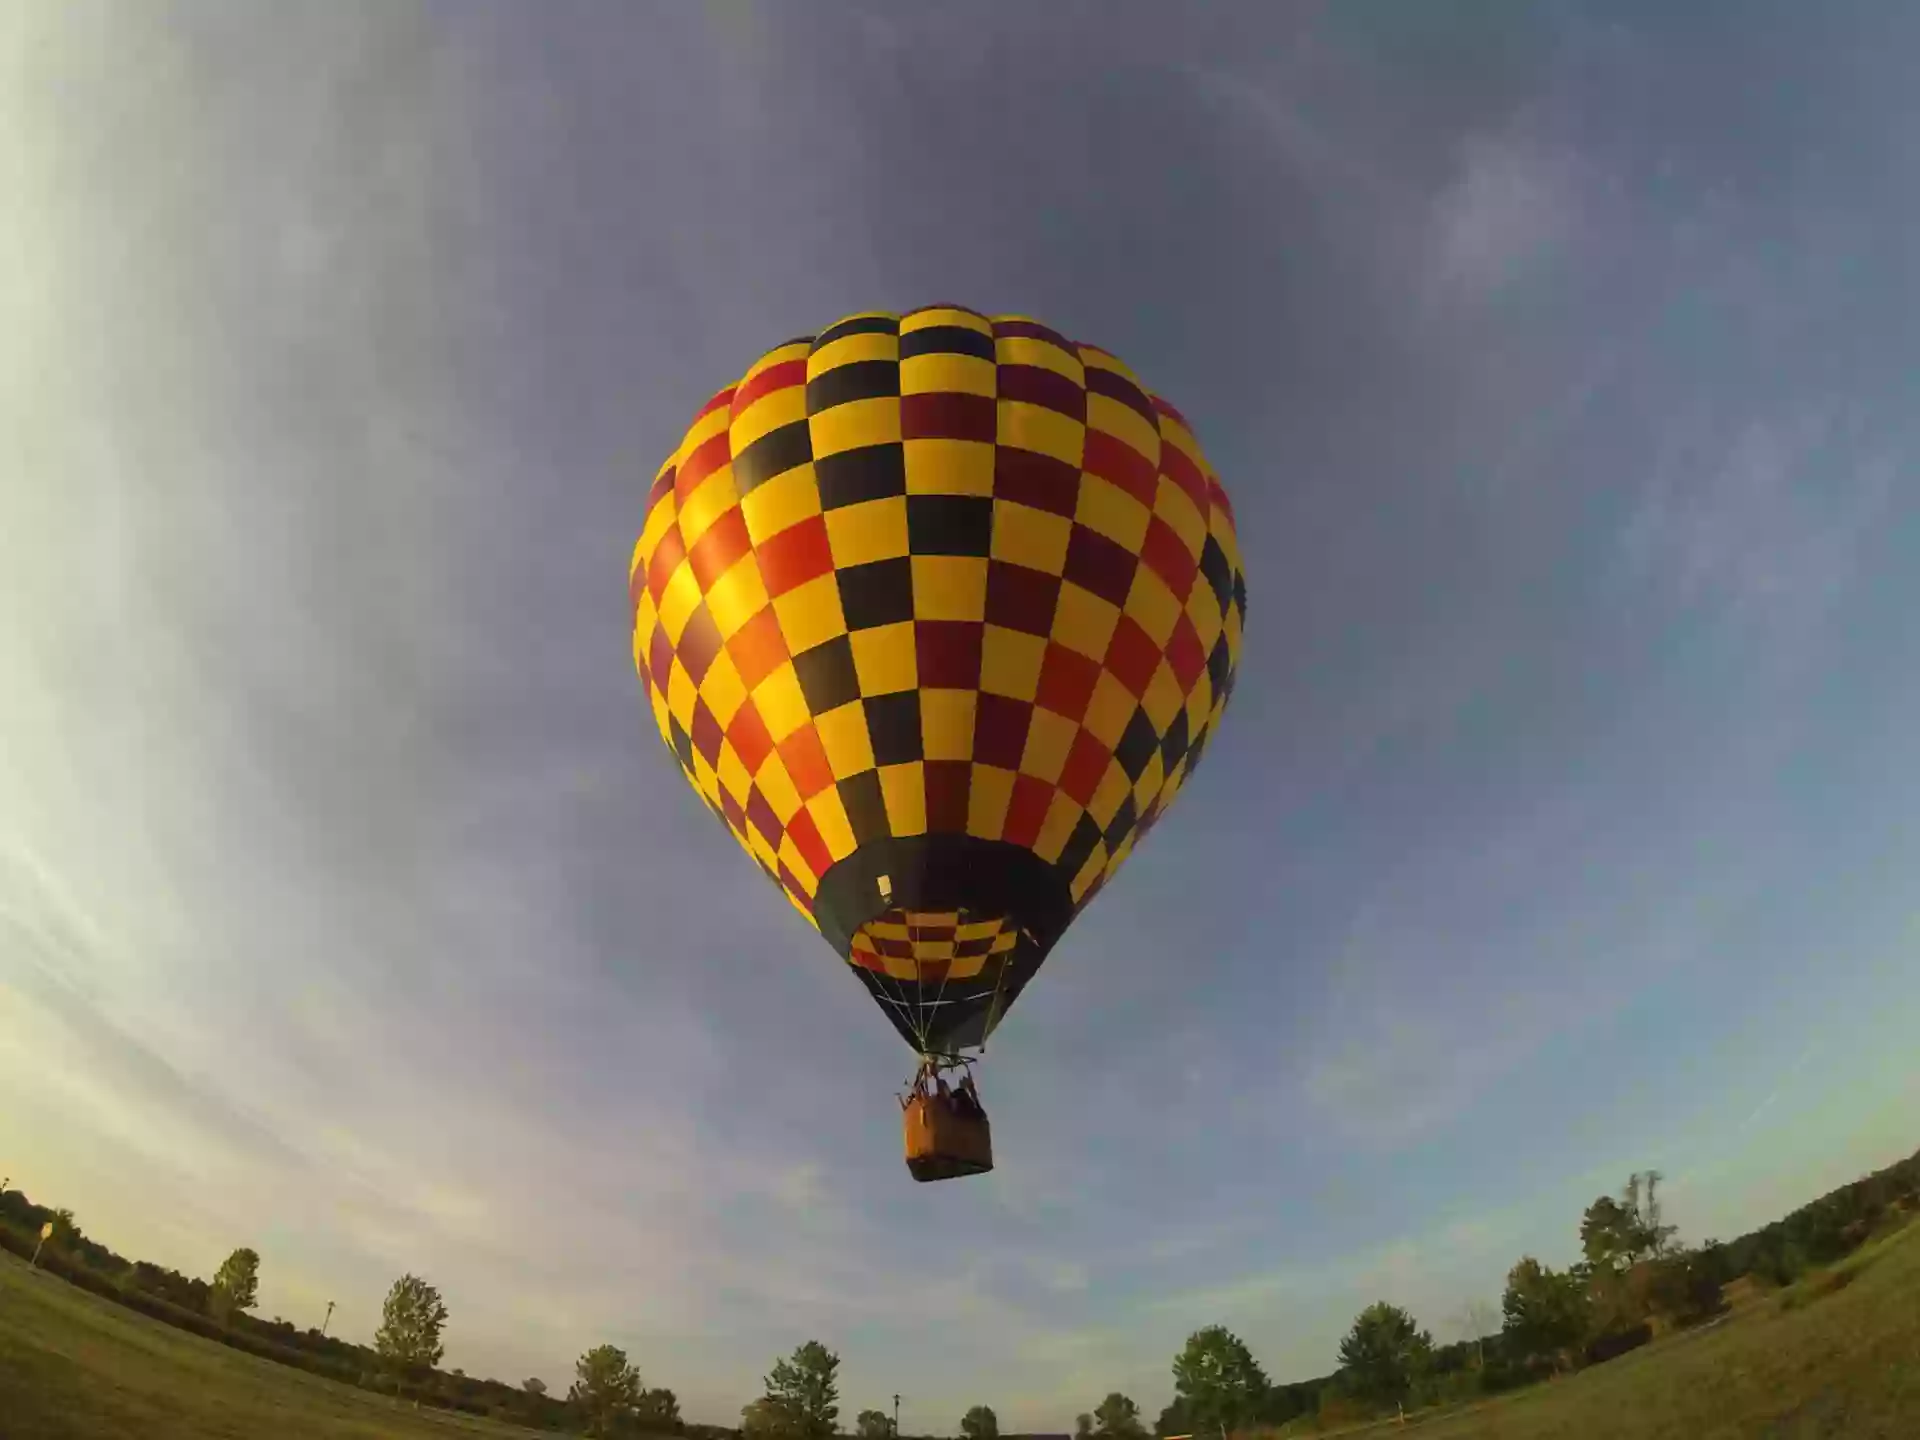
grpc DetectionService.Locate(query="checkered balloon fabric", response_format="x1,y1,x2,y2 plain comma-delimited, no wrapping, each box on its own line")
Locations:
629,307,1246,1054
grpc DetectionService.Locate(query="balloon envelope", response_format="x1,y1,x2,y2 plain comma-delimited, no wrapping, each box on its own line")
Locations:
629,307,1246,1056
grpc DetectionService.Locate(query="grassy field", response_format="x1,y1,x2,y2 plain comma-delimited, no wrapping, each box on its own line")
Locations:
4,1225,1918,1439
1325,1217,1920,1439
0,1249,539,1439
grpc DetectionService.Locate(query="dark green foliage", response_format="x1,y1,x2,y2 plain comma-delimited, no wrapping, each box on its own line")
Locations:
572,1343,645,1437
960,1403,999,1440
1171,1324,1269,1433
762,1340,840,1440
1092,1392,1146,1438
1337,1301,1433,1407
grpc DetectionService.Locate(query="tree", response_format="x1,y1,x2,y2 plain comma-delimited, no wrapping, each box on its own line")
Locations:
857,1410,893,1440
1076,1414,1095,1440
208,1247,260,1325
1093,1392,1146,1438
742,1397,803,1440
1450,1299,1498,1370
1171,1325,1269,1434
373,1273,449,1392
1582,1173,1678,1272
49,1207,80,1251
571,1343,645,1437
637,1387,683,1431
525,1378,549,1397
1500,1258,1588,1368
763,1341,840,1440
1337,1302,1432,1409
961,1404,999,1440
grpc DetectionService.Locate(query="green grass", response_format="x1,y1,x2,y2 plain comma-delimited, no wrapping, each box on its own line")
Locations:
6,1226,1920,1439
1320,1219,1920,1439
0,1250,542,1439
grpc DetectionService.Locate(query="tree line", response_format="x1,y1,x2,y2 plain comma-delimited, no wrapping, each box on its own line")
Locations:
4,1140,1916,1435
1143,1146,1920,1432
0,1183,701,1435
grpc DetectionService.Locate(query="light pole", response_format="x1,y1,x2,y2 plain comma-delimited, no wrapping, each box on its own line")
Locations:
893,1394,901,1438
321,1300,335,1336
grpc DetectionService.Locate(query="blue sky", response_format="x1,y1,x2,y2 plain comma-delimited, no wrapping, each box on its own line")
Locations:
5,0,1919,1427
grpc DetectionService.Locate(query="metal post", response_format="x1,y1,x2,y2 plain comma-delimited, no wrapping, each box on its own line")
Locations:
894,1394,901,1438
322,1300,335,1336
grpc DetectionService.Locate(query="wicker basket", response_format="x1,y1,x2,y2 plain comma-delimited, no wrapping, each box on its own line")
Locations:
902,1092,994,1181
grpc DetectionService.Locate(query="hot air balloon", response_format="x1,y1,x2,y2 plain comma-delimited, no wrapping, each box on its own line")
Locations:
629,307,1246,1181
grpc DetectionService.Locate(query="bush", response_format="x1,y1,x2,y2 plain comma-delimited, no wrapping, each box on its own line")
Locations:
1584,1324,1652,1365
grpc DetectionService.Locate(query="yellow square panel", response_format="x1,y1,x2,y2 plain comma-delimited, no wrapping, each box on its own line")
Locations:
690,748,721,805
740,463,823,544
1019,707,1077,783
1213,513,1244,576
1074,473,1151,552
827,496,910,568
1158,412,1203,471
1183,676,1215,735
997,401,1085,467
648,685,671,746
904,438,995,494
1131,750,1167,809
756,759,804,825
806,787,858,861
810,396,902,458
729,382,807,454
900,352,995,397
716,745,754,805
879,762,928,837
1152,473,1208,555
1069,840,1109,902
751,665,811,742
995,336,1085,383
814,700,876,779
809,330,899,372
850,621,917,695
655,565,703,644
743,338,812,378
1102,832,1136,881
1032,789,1083,864
1141,661,1186,732
1184,584,1225,652
772,573,848,654
697,649,748,728
666,661,699,728
1050,581,1121,660
676,467,737,548
774,835,817,896
979,624,1046,700
705,558,770,640
901,307,992,336
1086,392,1161,461
1083,670,1136,749
965,763,1016,841
911,555,989,622
679,402,730,458
745,823,780,874
1079,346,1144,389
920,690,975,762
1123,565,1182,647
1088,762,1131,829
948,953,989,981
990,500,1073,574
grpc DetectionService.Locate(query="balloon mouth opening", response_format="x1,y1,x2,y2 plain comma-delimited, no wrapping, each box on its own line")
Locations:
848,907,1018,987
